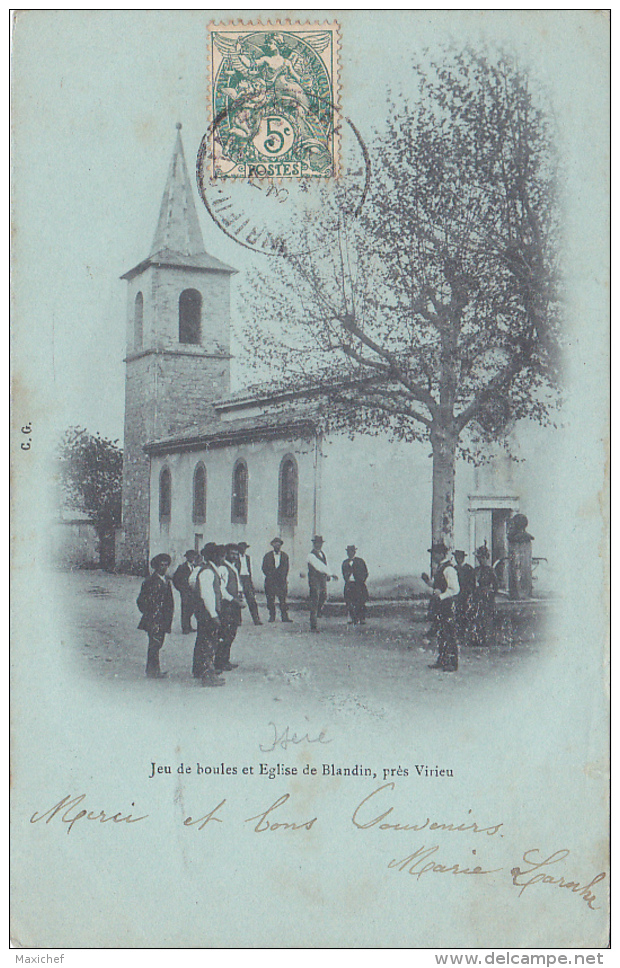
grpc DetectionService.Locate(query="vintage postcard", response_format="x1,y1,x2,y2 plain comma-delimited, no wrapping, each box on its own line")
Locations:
10,10,609,949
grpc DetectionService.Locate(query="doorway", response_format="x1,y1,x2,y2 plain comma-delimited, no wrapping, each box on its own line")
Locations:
468,497,520,592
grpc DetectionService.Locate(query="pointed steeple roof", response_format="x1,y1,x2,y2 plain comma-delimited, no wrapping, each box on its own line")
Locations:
150,124,206,258
122,124,236,280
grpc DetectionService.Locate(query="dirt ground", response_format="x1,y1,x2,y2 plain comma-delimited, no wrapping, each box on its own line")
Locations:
59,569,552,721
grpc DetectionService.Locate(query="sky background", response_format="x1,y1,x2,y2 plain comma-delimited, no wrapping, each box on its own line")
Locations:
11,9,609,445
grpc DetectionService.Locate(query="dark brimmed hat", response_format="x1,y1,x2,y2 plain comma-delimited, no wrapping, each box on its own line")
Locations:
184,550,198,560
346,545,357,552
270,537,284,547
225,543,239,553
237,541,250,550
150,553,171,569
428,541,449,556
200,542,218,561
312,535,324,544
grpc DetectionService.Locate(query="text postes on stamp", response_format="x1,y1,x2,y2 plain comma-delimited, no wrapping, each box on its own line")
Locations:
208,22,340,179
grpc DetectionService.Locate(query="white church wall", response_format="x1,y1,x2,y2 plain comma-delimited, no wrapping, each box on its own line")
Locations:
147,419,561,599
317,422,561,599
148,435,318,594
317,433,435,597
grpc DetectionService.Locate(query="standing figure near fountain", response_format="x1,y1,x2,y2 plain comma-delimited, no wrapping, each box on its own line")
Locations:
471,544,499,647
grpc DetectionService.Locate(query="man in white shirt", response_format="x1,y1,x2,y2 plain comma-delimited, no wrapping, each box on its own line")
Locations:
307,535,338,633
192,543,225,687
236,541,262,625
426,541,460,673
215,544,243,671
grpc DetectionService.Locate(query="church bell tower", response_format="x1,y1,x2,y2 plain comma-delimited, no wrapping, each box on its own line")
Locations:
118,123,236,573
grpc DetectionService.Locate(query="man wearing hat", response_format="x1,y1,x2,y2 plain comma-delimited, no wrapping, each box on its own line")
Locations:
453,550,476,642
307,536,338,633
262,538,291,623
342,545,369,625
192,543,225,687
236,542,262,625
471,543,499,647
172,550,199,634
137,554,174,679
423,541,460,672
215,544,244,671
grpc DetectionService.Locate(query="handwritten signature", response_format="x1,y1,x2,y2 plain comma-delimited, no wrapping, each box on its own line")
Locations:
388,845,501,879
511,849,606,910
259,721,332,753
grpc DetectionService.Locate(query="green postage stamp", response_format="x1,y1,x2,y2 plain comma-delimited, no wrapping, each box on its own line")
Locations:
208,22,340,178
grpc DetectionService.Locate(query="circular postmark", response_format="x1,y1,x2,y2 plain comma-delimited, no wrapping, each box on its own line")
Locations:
196,96,371,257
209,26,339,179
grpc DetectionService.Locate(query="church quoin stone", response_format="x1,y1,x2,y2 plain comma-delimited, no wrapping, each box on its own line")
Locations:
117,127,558,598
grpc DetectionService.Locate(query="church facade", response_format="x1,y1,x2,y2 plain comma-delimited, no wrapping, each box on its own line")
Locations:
118,129,558,597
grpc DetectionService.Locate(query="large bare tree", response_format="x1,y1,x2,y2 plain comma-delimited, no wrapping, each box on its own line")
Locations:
242,48,562,557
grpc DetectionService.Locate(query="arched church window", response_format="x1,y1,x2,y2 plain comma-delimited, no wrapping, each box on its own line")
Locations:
159,467,171,521
231,459,248,523
278,455,298,525
134,292,143,350
179,289,202,345
193,463,207,523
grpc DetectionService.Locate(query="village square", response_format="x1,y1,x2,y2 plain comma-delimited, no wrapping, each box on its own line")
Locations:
56,45,560,691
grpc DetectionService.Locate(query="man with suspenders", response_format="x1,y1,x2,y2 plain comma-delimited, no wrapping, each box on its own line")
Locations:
215,544,244,672
426,541,461,672
191,543,226,687
307,535,338,633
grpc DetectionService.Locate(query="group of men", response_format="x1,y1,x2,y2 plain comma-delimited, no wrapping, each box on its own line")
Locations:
421,541,499,673
136,536,370,686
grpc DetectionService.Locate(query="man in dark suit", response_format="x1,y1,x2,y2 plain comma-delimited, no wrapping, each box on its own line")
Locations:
454,550,476,642
236,542,262,625
471,544,499,647
262,537,292,622
342,545,369,625
172,550,198,634
137,553,174,679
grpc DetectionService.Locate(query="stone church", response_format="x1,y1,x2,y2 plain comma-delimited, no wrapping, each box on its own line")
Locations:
117,128,557,597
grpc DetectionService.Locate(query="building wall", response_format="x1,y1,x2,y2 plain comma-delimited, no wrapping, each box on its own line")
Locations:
125,264,232,357
318,433,434,597
148,435,318,593
52,521,99,570
147,421,560,598
119,353,158,573
118,263,232,574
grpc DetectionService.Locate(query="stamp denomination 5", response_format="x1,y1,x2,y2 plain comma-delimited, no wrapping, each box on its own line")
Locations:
208,22,340,179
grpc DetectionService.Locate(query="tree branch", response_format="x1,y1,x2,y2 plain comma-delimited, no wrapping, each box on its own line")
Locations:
454,354,526,432
339,314,438,413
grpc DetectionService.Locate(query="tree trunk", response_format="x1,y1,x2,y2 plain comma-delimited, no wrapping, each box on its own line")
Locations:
430,428,457,569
